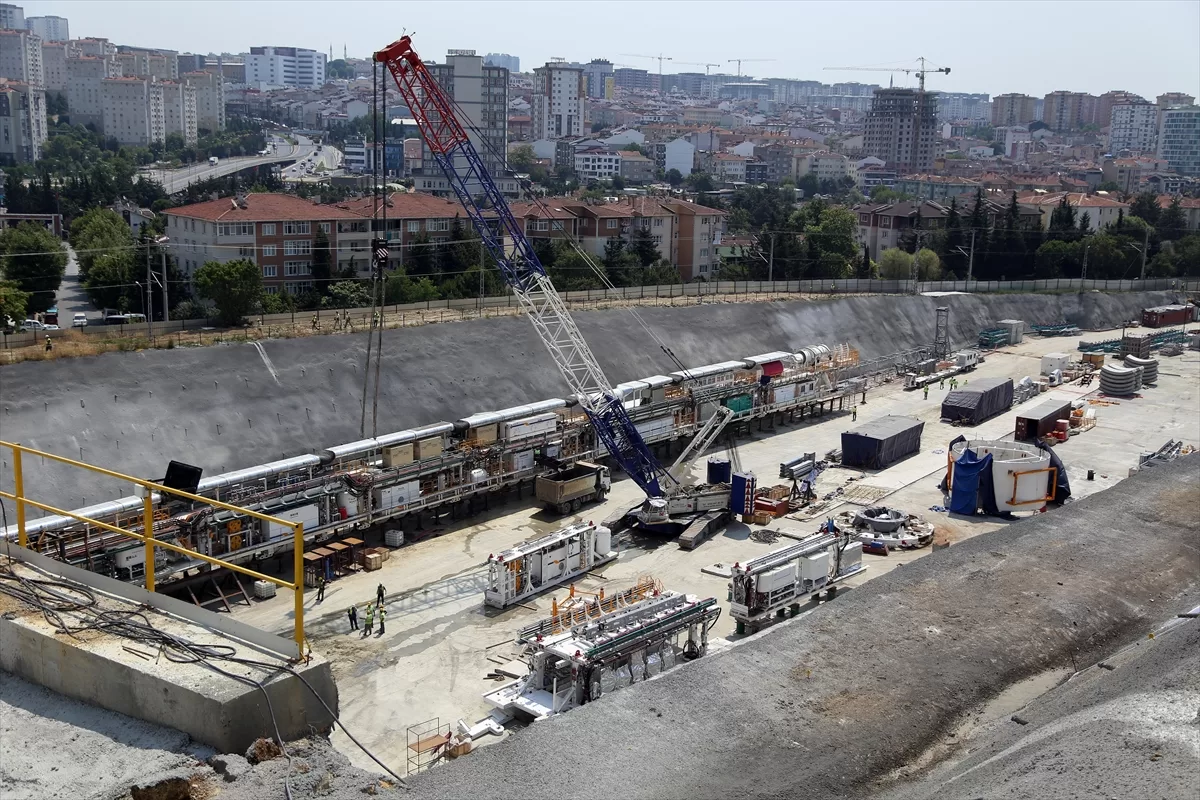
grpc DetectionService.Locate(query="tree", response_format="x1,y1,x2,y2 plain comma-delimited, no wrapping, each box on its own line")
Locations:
83,251,138,312
1047,196,1078,241
591,121,605,133
602,237,640,287
939,197,967,277
914,248,942,280
796,173,820,198
795,202,859,277
1096,181,1122,193
684,172,714,193
1158,197,1187,242
326,59,355,80
630,227,660,267
0,280,32,326
70,207,132,279
665,168,684,187
312,227,333,295
508,144,535,172
1034,239,1081,278
0,222,67,314
325,280,372,308
194,258,262,325
877,248,912,279
1129,192,1160,226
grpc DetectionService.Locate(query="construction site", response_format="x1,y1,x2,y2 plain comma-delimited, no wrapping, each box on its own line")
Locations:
2,35,1198,800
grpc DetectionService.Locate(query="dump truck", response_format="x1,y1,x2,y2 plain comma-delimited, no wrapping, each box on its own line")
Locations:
535,461,610,515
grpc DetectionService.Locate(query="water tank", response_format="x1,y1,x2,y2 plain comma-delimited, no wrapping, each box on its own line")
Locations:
951,438,1052,512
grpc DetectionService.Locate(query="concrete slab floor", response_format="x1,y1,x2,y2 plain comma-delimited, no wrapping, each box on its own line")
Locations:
224,328,1200,776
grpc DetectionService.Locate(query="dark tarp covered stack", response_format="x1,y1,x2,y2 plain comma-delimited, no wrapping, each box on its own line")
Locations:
841,416,924,470
941,377,1014,426
944,435,1004,517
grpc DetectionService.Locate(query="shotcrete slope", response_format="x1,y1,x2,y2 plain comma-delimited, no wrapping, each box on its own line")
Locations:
403,455,1199,800
0,291,1175,510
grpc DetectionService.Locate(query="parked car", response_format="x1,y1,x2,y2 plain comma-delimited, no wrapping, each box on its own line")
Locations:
72,313,88,328
20,319,59,332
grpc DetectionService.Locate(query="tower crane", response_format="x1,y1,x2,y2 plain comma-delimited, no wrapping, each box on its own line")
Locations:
727,57,774,78
375,35,736,534
675,60,722,75
823,57,951,94
620,52,673,78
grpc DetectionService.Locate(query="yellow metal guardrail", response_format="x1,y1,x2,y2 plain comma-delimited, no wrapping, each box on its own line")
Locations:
1,441,307,658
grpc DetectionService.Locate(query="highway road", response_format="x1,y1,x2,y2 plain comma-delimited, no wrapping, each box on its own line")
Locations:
281,140,344,182
138,133,320,194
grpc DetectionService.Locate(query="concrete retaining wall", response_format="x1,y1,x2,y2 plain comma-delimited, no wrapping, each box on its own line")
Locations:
0,290,1179,511
0,617,335,753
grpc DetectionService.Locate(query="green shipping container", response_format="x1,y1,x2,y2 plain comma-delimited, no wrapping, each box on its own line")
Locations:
723,394,753,414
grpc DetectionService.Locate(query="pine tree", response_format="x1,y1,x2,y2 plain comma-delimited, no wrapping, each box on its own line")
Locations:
1158,197,1187,242
942,196,966,278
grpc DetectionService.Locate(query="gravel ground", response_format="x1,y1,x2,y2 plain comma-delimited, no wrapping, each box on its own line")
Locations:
0,672,211,800
0,290,1176,512
0,670,398,800
402,454,1199,799
875,613,1200,800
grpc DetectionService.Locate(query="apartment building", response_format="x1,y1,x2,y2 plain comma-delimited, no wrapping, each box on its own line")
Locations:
0,28,43,87
160,80,198,145
70,37,115,58
712,152,748,182
510,195,724,279
65,54,119,128
649,137,694,176
582,59,614,99
575,148,622,180
532,63,585,139
164,193,364,293
0,79,46,163
331,192,471,275
25,14,68,41
1020,192,1129,232
1156,106,1200,176
482,53,519,72
854,198,1041,261
613,68,651,93
115,46,178,81
1109,102,1158,153
893,174,979,202
182,69,224,132
1094,90,1145,131
863,88,938,173
1042,90,1099,131
101,77,165,146
797,151,852,183
425,50,508,179
618,150,653,183
991,93,1038,126
246,46,326,89
0,3,22,29
40,40,75,94
1157,93,1195,109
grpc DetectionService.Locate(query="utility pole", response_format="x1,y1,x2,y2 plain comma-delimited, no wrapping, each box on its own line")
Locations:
1138,225,1149,280
1080,239,1090,287
966,229,975,284
160,249,170,323
479,237,485,309
767,233,775,282
144,238,154,341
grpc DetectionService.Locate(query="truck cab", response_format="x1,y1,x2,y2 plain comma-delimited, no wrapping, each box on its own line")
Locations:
208,156,219,166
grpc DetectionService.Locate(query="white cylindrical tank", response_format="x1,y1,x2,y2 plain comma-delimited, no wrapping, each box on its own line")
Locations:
951,438,1053,512
336,491,355,520
592,525,612,556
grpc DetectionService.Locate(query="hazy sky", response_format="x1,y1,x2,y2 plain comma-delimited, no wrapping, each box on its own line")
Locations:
24,0,1200,99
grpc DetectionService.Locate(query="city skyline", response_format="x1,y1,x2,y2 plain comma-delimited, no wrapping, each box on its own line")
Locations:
18,0,1200,100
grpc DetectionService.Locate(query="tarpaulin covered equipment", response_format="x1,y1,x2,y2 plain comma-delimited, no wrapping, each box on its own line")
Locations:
841,416,924,470
941,377,1014,426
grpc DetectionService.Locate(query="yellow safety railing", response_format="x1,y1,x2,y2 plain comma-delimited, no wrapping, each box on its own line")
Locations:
1,441,307,658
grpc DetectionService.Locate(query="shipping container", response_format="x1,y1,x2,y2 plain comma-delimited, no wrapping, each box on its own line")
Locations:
1014,399,1072,441
940,377,1014,426
266,503,320,538
1040,353,1070,375
723,394,753,414
1141,305,1193,328
840,416,924,470
501,412,558,441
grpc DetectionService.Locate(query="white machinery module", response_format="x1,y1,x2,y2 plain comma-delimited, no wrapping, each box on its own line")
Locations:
729,531,864,634
484,589,720,719
484,521,617,609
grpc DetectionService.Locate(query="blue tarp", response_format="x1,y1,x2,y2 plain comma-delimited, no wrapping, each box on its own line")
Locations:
949,448,993,515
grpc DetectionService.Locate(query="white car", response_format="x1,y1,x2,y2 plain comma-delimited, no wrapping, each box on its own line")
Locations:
72,313,88,328
20,319,60,332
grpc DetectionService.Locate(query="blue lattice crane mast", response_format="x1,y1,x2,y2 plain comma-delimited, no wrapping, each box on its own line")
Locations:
374,36,672,497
